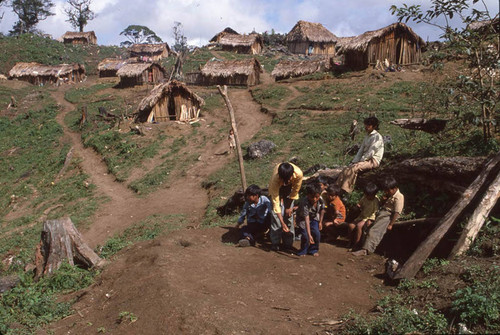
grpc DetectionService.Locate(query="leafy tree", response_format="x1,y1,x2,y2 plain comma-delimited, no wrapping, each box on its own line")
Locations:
9,0,55,35
172,21,188,53
390,0,499,141
119,25,162,47
64,0,95,32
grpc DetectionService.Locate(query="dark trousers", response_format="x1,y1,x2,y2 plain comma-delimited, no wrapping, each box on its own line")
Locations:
297,220,321,255
241,221,268,245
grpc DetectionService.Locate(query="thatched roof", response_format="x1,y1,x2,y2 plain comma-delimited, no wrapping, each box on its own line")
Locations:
117,63,165,77
9,62,85,78
338,22,426,53
210,27,239,43
468,17,500,31
218,33,263,47
286,20,338,43
138,80,204,113
130,43,170,54
97,58,130,71
201,58,262,77
61,31,96,40
271,59,329,78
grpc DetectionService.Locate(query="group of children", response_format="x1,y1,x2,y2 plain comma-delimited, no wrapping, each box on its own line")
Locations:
234,116,405,257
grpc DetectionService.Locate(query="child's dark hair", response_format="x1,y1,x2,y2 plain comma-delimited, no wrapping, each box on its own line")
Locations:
363,182,378,196
306,183,322,196
278,162,294,182
382,176,398,190
245,184,261,197
317,176,329,186
326,184,341,196
364,116,380,130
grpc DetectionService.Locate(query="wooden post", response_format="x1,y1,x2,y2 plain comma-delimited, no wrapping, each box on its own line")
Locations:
217,85,247,191
450,171,500,257
393,152,500,279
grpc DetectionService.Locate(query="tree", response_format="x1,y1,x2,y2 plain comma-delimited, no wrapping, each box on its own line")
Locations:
119,25,162,47
9,0,55,35
64,0,95,32
390,0,499,142
172,21,188,53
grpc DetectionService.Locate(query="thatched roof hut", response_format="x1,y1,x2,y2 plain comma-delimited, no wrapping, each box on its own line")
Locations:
468,17,500,32
137,80,204,123
286,20,338,55
8,62,85,85
117,62,166,87
271,58,330,81
130,43,170,61
338,22,426,70
200,58,262,86
61,31,97,45
216,33,263,54
210,27,239,43
97,58,131,77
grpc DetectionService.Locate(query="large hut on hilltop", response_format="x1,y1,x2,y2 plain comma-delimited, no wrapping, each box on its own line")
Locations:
338,22,426,71
200,58,262,86
117,63,166,87
271,58,330,81
61,31,97,45
209,27,239,43
286,20,338,56
216,34,264,54
136,80,204,123
8,62,85,85
129,43,170,62
97,58,131,78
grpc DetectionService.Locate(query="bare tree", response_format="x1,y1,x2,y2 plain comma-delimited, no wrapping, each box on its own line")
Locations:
64,0,95,32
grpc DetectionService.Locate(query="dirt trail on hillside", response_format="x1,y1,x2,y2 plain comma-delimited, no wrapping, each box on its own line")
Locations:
50,80,270,248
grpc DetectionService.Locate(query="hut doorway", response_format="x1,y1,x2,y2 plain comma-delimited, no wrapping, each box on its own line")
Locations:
168,96,176,120
395,39,403,65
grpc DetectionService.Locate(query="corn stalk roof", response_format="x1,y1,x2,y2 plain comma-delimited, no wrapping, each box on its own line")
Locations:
8,62,85,78
138,80,204,113
468,17,500,31
201,58,262,77
117,63,166,77
271,58,329,78
209,27,239,42
218,33,263,47
97,58,130,71
61,31,96,40
130,43,170,54
338,22,426,53
286,20,338,43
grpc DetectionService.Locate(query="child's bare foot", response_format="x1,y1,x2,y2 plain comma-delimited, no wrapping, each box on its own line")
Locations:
312,253,319,257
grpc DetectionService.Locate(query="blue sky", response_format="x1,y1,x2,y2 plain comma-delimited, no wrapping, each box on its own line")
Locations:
0,0,498,46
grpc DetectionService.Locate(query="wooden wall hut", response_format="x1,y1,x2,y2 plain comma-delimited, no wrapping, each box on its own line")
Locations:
200,58,262,87
117,63,166,87
97,58,130,78
129,43,170,62
61,31,97,45
217,34,263,54
286,20,338,56
8,62,85,85
338,22,426,71
271,58,330,81
136,80,204,123
209,27,239,43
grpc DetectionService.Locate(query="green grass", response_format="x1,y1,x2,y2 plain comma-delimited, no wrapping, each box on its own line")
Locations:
183,48,214,73
251,85,291,109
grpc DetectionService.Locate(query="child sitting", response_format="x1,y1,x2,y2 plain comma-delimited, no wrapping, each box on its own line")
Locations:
296,183,325,256
322,185,346,242
352,176,404,256
236,184,272,247
348,182,379,250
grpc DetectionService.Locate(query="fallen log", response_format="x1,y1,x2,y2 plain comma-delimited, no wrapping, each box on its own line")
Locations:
390,118,447,133
35,217,105,279
450,171,500,257
54,147,74,183
393,152,500,279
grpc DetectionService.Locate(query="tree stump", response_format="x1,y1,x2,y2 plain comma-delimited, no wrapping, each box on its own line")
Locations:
35,217,105,279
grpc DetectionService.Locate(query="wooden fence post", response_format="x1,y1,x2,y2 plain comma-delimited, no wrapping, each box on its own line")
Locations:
217,85,247,191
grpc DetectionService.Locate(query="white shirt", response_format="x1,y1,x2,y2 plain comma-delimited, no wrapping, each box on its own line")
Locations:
353,130,384,164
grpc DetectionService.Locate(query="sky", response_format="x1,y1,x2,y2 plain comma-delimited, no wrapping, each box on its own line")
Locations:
0,0,498,46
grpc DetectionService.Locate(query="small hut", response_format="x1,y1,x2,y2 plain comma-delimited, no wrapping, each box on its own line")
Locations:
209,27,239,43
216,34,263,54
271,58,330,81
129,43,170,62
338,22,426,71
97,58,130,78
117,63,166,87
286,20,338,56
8,62,85,85
200,58,262,86
468,17,500,33
136,80,204,123
61,31,97,45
